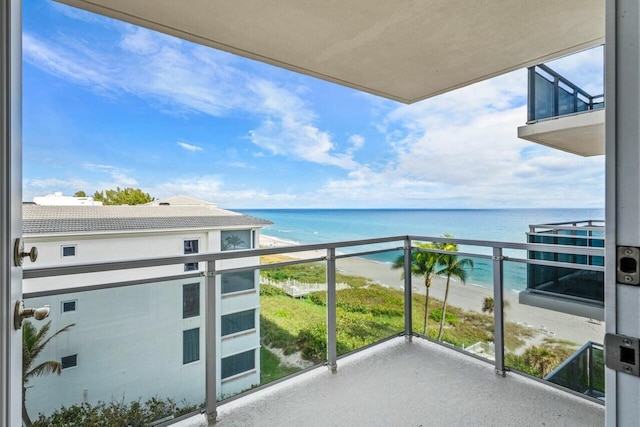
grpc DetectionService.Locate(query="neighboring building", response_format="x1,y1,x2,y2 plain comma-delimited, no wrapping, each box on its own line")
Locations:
32,192,104,206
22,196,272,417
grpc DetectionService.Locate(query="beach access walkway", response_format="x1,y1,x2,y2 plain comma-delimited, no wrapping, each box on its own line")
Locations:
259,277,350,297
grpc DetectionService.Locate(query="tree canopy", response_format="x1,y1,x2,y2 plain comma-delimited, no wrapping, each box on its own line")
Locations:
74,187,155,205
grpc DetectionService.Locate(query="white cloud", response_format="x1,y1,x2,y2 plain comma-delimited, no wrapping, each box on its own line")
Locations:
178,142,204,152
150,176,297,207
347,134,365,153
82,163,139,189
248,81,358,169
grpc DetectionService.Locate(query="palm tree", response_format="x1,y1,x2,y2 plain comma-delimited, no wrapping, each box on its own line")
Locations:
23,320,75,427
393,242,440,335
435,238,474,341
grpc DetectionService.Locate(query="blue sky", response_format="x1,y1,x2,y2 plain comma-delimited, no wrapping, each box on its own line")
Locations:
22,1,605,209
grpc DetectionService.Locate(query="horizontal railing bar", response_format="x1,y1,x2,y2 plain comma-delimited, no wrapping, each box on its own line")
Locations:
526,232,604,240
23,272,203,298
535,64,596,99
413,247,494,260
506,256,605,272
528,226,605,233
524,288,605,306
23,234,605,280
407,235,604,256
334,247,403,260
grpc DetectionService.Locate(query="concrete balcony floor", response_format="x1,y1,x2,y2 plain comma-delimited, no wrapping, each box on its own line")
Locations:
214,337,604,427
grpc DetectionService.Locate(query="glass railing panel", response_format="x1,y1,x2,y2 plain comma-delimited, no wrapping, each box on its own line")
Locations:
333,248,404,356
558,86,574,116
534,73,555,120
257,259,327,386
23,274,206,426
546,343,605,400
218,263,262,400
503,261,605,396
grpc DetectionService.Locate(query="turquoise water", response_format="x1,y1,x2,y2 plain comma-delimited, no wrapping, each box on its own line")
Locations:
237,208,604,292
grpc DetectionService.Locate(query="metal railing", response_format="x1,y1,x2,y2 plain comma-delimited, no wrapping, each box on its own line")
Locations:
527,64,604,123
21,234,605,425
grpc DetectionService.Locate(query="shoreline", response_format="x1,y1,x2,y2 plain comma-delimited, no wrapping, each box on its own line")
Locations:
260,234,604,347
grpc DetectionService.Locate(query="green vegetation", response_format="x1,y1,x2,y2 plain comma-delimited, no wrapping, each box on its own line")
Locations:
79,187,154,205
23,320,75,427
33,398,198,427
260,347,300,384
260,258,372,288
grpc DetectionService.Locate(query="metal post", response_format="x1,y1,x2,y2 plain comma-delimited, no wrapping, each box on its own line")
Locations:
492,247,505,376
326,248,337,373
205,261,217,422
1,2,22,426
606,0,640,424
404,238,413,342
527,66,536,122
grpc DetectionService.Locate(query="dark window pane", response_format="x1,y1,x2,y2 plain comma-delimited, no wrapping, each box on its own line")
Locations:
62,246,76,257
183,283,200,318
221,350,255,379
62,300,76,313
221,310,255,336
184,239,199,271
61,354,77,369
183,328,200,364
221,270,255,294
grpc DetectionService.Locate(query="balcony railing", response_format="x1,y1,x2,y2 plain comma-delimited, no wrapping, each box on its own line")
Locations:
526,220,604,305
527,64,604,123
545,341,605,400
21,235,605,426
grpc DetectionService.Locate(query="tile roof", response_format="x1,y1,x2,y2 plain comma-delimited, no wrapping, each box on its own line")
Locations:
23,204,272,234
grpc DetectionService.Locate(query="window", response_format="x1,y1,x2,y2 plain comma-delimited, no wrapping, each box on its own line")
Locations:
183,283,200,318
221,270,255,294
61,245,76,257
221,230,251,251
184,239,199,271
61,354,77,369
221,309,255,336
62,300,77,313
221,349,255,379
183,328,200,364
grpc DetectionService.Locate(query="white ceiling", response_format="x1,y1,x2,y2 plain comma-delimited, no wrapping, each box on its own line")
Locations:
57,0,604,103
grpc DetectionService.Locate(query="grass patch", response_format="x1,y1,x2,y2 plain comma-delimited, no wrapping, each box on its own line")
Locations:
260,346,300,384
260,259,373,288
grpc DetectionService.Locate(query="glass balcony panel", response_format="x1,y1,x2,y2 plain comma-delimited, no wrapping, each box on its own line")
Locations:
23,277,206,425
504,260,605,397
534,73,555,120
527,231,604,303
257,260,327,387
333,248,404,356
546,342,605,400
558,86,574,116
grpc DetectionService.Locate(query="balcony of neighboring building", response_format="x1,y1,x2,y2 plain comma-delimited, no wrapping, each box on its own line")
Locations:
517,64,604,157
519,220,604,320
20,234,606,426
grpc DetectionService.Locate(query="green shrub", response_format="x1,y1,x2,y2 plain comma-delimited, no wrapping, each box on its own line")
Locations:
260,284,287,297
33,397,198,427
309,287,404,317
429,308,459,325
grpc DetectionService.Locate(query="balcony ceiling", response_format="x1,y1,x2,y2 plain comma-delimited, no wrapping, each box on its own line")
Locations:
57,0,603,103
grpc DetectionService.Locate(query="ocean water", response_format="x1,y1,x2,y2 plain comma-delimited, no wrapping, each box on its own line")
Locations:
237,208,604,293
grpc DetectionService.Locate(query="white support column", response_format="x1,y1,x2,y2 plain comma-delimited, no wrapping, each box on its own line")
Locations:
605,0,640,425
0,1,22,426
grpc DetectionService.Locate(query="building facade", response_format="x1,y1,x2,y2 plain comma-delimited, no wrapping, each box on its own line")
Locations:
22,196,271,417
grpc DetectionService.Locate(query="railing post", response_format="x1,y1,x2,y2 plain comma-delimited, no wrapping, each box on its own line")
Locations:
553,76,559,117
527,66,536,122
205,260,217,421
404,238,413,342
326,248,337,373
492,247,506,377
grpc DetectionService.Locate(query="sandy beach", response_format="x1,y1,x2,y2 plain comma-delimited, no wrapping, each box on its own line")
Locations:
261,235,605,348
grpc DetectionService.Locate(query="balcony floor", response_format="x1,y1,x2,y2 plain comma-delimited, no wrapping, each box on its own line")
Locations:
214,337,603,427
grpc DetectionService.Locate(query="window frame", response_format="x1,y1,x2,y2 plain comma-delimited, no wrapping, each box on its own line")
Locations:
61,300,77,313
182,328,200,365
221,349,256,380
182,283,200,319
61,245,77,258
183,238,199,272
61,354,78,370
221,309,256,337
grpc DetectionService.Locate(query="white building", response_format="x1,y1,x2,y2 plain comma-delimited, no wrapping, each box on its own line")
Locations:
22,195,271,417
